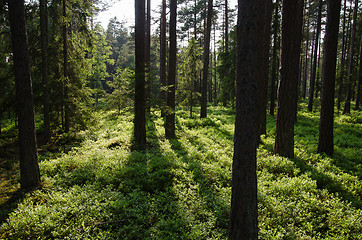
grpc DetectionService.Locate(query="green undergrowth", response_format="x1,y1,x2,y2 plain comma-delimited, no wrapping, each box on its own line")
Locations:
0,106,361,239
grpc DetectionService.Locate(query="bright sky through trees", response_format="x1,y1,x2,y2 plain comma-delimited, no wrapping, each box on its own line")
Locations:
95,0,238,29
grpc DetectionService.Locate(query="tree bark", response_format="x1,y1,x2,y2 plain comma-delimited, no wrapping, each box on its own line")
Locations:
225,0,229,53
230,1,260,239
317,0,341,156
337,0,347,111
307,0,322,112
160,0,166,117
270,0,280,116
63,0,70,133
302,1,310,100
165,0,177,139
274,0,304,158
145,0,151,114
354,36,362,110
200,0,213,118
343,0,358,114
134,0,147,149
257,0,272,136
8,0,40,189
40,0,50,141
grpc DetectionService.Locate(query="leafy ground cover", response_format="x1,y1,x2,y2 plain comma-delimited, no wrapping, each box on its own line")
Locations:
0,105,361,239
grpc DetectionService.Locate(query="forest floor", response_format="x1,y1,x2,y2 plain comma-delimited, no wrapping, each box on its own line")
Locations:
0,104,361,239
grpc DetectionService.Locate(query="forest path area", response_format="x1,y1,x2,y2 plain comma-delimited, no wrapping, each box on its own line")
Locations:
0,106,361,239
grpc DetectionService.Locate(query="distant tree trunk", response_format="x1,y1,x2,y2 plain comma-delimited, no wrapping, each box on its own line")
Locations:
134,0,147,150
302,2,310,99
343,0,358,114
337,0,347,111
165,0,177,139
315,38,322,99
40,0,50,141
225,0,229,53
270,0,280,116
200,0,213,118
160,0,166,117
145,0,151,114
274,0,304,158
354,36,362,110
257,0,272,136
230,0,259,238
307,0,322,112
63,0,69,133
8,0,40,189
318,0,341,156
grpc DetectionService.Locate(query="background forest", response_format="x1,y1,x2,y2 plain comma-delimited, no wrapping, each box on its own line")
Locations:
0,0,361,239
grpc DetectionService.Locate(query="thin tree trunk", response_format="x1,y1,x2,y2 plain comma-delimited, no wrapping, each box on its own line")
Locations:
160,0,166,117
337,0,347,111
274,0,304,158
40,0,50,141
318,0,341,156
354,36,362,110
343,0,358,114
225,0,229,53
315,36,322,99
134,0,147,149
230,0,259,238
63,0,69,133
200,0,213,118
302,2,310,99
145,0,151,114
307,0,322,112
165,0,177,139
270,0,280,116
8,0,40,189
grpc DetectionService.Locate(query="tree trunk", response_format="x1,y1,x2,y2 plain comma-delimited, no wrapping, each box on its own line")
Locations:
270,0,280,116
160,0,166,117
343,0,358,114
145,0,151,114
317,0,341,156
40,0,50,141
63,0,69,133
165,0,177,139
337,0,347,111
225,0,229,53
230,0,260,238
274,0,304,158
257,0,272,136
315,37,322,99
200,0,213,118
134,0,147,149
8,0,40,189
354,36,362,110
302,1,310,100
307,0,322,112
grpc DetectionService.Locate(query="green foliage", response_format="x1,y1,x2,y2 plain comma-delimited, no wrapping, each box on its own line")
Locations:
106,68,134,113
1,107,361,239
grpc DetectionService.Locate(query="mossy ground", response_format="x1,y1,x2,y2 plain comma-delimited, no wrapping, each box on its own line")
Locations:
0,104,361,239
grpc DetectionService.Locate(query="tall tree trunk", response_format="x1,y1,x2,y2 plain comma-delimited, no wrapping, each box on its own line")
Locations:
160,0,166,117
307,0,322,112
354,36,362,110
257,0,272,136
318,0,341,156
8,0,40,189
40,0,50,141
302,1,310,99
200,0,213,118
230,0,259,238
343,0,358,114
145,0,151,114
134,0,146,149
63,0,69,133
225,0,229,53
315,37,322,99
270,0,280,116
337,0,347,111
165,0,177,139
274,0,304,158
